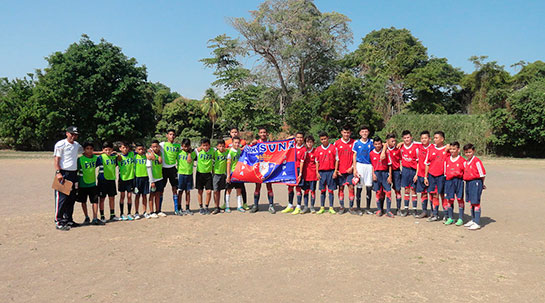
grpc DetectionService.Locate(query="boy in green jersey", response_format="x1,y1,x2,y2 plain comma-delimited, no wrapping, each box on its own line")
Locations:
160,129,181,216
146,140,164,218
211,140,228,214
117,142,135,221
97,142,120,222
75,142,103,225
195,138,214,215
177,138,196,215
225,137,244,212
133,143,149,219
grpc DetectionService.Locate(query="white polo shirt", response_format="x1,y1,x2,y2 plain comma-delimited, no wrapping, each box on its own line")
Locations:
53,139,83,171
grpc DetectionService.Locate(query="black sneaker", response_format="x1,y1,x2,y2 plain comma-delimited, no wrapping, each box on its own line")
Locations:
92,218,105,225
364,208,373,215
338,207,347,215
199,208,205,215
427,215,439,222
401,209,408,217
56,224,70,231
409,209,416,217
396,209,403,216
349,208,357,215
417,211,428,219
204,207,211,215
82,217,91,225
249,205,259,213
67,221,80,228
211,208,220,215
268,205,276,214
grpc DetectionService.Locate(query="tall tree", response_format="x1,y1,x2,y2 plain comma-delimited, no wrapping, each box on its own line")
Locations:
201,88,222,139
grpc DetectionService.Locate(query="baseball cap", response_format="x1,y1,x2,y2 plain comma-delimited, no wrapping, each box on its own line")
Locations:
66,126,80,134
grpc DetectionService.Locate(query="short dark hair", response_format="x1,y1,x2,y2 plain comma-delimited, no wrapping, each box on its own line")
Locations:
342,125,352,132
167,129,176,135
451,141,460,148
230,126,239,131
318,131,328,138
360,125,370,132
181,138,191,146
217,139,225,146
200,138,210,145
296,131,305,137
386,133,396,140
151,139,160,145
420,130,430,137
102,141,113,149
401,130,412,137
463,143,475,151
258,126,267,132
373,136,382,143
83,142,94,149
434,131,445,139
135,142,144,148
120,141,130,148
232,136,241,141
306,135,315,143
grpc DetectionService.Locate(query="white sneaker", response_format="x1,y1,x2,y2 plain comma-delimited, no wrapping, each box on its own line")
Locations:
468,223,481,230
134,213,141,220
144,213,151,219
150,213,159,218
464,220,475,227
112,216,122,221
126,214,134,221
121,215,128,221
158,212,167,217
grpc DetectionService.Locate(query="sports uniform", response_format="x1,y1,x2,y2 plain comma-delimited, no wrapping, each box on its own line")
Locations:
134,153,150,195
118,151,135,193
76,155,98,204
425,144,450,217
213,149,229,191
284,144,306,213
444,155,466,223
316,143,337,211
416,143,431,215
302,147,318,209
400,142,420,211
352,138,374,213
370,148,392,215
97,154,117,198
387,145,402,212
335,138,355,210
195,149,214,190
177,150,196,192
147,154,164,193
463,156,486,228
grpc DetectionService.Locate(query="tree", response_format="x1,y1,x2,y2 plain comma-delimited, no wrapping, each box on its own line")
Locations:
146,82,181,122
156,97,211,138
229,0,352,116
201,88,222,139
511,60,545,90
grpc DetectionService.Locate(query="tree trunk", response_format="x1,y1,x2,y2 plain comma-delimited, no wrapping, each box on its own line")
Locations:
211,120,215,140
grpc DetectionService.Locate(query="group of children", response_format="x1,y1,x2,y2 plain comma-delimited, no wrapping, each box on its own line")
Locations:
74,126,486,231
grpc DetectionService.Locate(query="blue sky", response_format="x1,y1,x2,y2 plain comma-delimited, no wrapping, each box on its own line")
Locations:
1,0,543,99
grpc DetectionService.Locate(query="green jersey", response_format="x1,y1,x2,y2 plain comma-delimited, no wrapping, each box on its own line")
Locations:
177,150,197,175
196,149,214,173
147,153,163,180
213,149,229,175
118,151,135,181
99,154,117,181
227,148,242,172
77,155,98,187
134,153,148,177
161,142,181,167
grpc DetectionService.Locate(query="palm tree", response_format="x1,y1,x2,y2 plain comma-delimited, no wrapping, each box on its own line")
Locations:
201,88,222,139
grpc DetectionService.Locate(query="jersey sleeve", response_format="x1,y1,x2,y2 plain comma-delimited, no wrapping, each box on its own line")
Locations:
424,147,431,165
476,159,486,177
387,151,392,165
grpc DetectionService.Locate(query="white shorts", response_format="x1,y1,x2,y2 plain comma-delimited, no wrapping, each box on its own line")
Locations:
356,163,373,188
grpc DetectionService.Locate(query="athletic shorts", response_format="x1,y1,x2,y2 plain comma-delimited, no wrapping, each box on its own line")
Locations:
178,174,193,192
150,178,165,193
391,170,402,191
319,170,336,191
428,174,445,194
134,177,150,195
162,166,178,188
226,181,243,190
98,179,117,197
302,180,317,191
355,163,373,188
445,177,464,200
416,176,428,193
288,168,304,187
118,179,134,192
465,179,483,205
372,170,391,192
401,167,416,189
337,173,354,187
76,186,98,203
196,172,213,190
213,174,227,191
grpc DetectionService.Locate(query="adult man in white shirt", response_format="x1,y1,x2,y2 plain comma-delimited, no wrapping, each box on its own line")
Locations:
53,126,83,231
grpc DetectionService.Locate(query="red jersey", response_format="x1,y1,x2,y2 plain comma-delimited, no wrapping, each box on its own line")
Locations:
386,145,402,171
417,143,431,177
303,147,318,181
444,155,465,180
400,142,420,170
370,148,391,171
315,144,337,171
463,156,486,181
424,144,450,177
295,144,306,163
225,138,247,148
334,138,354,174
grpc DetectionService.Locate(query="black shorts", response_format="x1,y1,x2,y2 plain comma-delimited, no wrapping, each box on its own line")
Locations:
196,172,213,190
118,179,135,192
98,179,117,197
213,174,226,191
76,186,98,203
226,181,243,190
150,179,166,193
134,177,150,195
162,166,178,188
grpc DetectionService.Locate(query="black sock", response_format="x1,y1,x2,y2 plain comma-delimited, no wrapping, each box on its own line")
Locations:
119,203,124,215
110,210,115,217
186,204,190,210
356,188,362,209
127,203,132,214
366,187,372,209
100,210,104,217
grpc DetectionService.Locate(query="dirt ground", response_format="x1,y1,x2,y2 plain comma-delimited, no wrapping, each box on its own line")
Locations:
1,156,544,302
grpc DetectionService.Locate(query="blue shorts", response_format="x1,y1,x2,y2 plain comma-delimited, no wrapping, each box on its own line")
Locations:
319,170,336,191
391,170,402,191
134,177,150,195
178,174,193,192
337,173,354,187
428,174,445,194
372,170,391,192
290,168,304,187
416,176,428,193
465,179,483,205
401,167,417,189
445,178,464,200
303,180,317,191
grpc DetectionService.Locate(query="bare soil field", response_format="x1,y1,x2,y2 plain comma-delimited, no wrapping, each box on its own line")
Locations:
1,156,544,302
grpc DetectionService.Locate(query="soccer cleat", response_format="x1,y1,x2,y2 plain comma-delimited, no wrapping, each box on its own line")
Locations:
242,203,250,210
328,207,337,214
158,212,167,217
301,206,310,214
349,208,357,215
316,207,326,214
127,214,134,221
100,215,106,222
67,221,81,228
386,211,395,218
310,207,317,214
468,223,481,230
292,207,301,215
337,207,346,215
237,207,246,213
375,210,383,217
120,215,128,221
91,218,105,225
444,218,454,225
443,215,448,222
281,206,294,213
150,213,159,218
211,208,220,215
184,209,193,215
268,205,276,214
401,209,409,217
82,217,91,225
410,209,417,217
199,208,205,215
417,211,428,219
249,205,259,213
220,203,226,210
225,207,231,213
455,219,464,226
134,213,141,220
464,220,475,227
396,209,403,216
56,224,70,231
365,208,374,215
427,215,439,222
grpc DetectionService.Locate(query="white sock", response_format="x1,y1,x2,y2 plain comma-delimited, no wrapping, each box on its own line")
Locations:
237,195,242,208
225,194,230,208
296,205,301,209
287,203,293,208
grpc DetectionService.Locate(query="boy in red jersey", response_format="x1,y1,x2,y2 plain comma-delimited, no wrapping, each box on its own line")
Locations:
424,131,450,222
463,144,487,230
416,131,432,218
370,137,393,217
382,133,402,216
301,135,319,214
315,132,338,214
399,130,420,217
444,141,466,226
334,125,355,215
281,132,306,214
